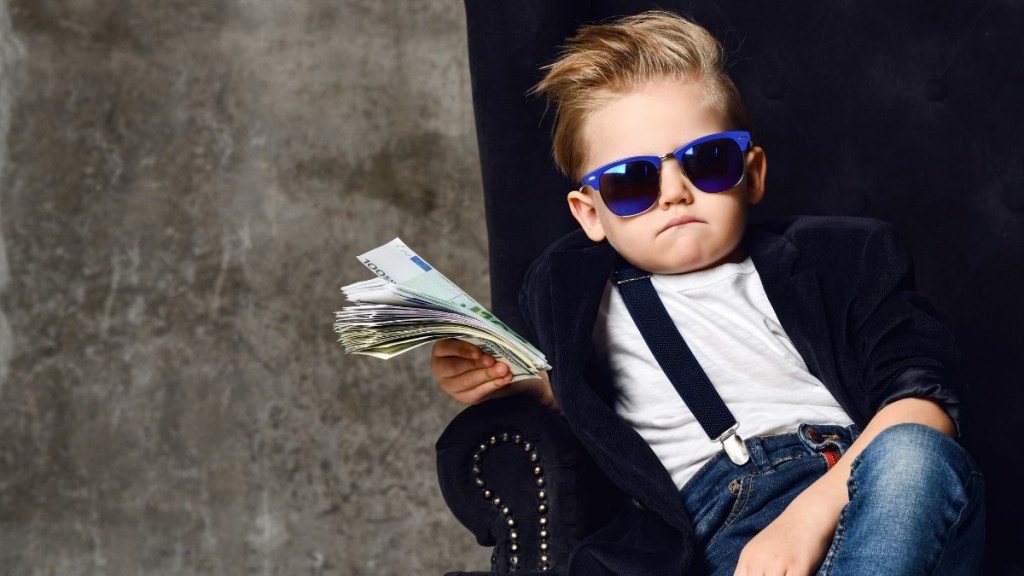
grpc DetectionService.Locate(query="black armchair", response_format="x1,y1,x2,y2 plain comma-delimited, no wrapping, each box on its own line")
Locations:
438,2,1024,574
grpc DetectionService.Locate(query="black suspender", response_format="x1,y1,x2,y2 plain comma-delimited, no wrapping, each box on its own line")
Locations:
613,259,750,466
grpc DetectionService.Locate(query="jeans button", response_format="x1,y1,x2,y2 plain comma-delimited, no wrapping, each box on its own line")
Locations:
807,427,822,442
728,479,741,496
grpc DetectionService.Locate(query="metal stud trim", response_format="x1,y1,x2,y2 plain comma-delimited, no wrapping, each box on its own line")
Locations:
472,430,552,572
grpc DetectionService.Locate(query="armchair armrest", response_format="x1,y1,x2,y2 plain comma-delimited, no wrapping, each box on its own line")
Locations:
436,396,620,575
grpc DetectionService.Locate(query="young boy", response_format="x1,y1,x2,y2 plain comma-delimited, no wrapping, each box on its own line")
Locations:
432,11,984,576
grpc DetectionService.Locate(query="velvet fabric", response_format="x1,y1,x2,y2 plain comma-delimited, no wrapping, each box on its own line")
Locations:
453,1,1024,573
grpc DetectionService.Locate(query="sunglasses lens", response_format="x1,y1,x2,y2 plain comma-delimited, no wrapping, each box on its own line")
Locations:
599,160,661,217
681,138,745,193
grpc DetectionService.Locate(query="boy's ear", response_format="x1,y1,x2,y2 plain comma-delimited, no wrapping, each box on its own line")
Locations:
745,146,767,205
567,188,607,242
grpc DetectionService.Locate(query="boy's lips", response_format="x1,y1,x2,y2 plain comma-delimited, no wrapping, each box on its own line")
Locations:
659,215,704,233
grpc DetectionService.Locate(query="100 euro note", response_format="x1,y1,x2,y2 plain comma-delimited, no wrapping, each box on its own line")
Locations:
334,238,550,381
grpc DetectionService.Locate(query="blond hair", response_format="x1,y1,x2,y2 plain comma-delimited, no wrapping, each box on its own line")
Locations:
532,11,752,181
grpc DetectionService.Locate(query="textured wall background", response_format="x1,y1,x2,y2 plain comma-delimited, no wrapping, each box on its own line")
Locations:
0,0,489,574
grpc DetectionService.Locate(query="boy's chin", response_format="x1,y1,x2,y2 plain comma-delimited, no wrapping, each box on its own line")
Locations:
620,248,746,275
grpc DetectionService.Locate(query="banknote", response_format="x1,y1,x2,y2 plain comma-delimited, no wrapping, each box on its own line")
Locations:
334,238,550,380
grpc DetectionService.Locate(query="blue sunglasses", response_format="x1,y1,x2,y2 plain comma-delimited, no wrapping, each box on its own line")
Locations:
581,130,752,217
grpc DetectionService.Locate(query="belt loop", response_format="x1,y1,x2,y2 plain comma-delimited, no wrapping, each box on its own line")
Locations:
801,425,845,470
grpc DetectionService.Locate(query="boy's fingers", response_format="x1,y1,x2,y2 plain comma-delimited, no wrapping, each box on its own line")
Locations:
431,354,504,379
443,369,485,394
434,338,484,360
433,341,501,373
479,360,507,376
442,363,506,392
452,374,515,405
431,355,478,379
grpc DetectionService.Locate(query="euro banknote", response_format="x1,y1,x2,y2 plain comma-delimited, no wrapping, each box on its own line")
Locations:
334,238,550,380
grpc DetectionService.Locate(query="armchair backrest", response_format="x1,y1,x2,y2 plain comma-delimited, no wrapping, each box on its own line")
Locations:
463,1,1023,571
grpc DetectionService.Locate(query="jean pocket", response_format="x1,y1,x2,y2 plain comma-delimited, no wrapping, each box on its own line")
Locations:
693,474,751,545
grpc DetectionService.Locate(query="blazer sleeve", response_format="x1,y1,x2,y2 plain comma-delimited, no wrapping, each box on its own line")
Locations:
840,220,963,434
518,250,553,371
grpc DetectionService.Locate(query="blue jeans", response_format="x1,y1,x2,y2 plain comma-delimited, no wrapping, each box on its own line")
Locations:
680,423,985,575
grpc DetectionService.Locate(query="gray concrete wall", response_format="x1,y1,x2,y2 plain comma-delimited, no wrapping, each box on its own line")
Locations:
0,1,488,574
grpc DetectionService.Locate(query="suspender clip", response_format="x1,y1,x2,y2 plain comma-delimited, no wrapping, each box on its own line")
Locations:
715,425,750,466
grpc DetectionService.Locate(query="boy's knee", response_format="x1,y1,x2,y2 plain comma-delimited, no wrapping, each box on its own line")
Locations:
852,423,981,499
871,422,954,460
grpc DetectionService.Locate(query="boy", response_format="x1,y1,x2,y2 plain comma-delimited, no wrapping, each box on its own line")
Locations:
432,11,984,576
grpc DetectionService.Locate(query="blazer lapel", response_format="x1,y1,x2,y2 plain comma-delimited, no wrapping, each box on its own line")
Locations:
748,227,843,402
545,241,692,531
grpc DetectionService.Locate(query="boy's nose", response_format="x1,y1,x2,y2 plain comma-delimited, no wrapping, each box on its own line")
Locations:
658,158,695,208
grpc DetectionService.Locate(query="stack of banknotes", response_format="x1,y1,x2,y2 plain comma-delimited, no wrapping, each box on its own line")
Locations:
334,238,550,381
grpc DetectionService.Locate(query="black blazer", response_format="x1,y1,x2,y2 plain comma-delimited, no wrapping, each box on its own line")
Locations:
518,215,962,575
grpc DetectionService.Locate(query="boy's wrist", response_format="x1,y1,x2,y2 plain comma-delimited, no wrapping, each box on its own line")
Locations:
513,372,560,414
789,464,849,528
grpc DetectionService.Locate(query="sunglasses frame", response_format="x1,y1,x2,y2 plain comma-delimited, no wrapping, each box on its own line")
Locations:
580,130,753,218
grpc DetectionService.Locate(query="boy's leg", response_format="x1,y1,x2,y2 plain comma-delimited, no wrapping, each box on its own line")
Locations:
818,423,985,576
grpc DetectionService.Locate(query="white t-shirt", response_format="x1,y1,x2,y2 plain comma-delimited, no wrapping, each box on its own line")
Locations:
593,257,853,490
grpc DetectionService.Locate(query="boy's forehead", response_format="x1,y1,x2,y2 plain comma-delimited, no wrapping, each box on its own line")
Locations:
580,78,729,168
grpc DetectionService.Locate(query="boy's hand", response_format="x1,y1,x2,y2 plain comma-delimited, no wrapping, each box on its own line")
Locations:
430,339,516,404
733,486,838,576
430,339,559,412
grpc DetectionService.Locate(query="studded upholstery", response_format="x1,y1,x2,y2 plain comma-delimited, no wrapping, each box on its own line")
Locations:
445,1,1024,573
436,396,618,575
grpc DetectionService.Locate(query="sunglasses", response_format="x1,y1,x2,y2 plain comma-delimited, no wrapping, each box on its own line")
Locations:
580,130,752,217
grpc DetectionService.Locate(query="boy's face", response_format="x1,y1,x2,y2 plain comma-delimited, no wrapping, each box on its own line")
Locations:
568,78,766,275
